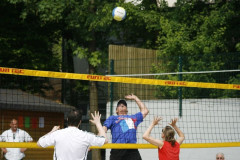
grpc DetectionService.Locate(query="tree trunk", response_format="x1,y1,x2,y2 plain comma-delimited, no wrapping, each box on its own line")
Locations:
89,66,101,160
89,1,101,158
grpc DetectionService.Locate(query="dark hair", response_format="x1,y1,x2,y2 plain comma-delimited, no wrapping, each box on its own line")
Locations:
10,119,18,123
67,109,82,126
163,126,176,147
117,99,127,108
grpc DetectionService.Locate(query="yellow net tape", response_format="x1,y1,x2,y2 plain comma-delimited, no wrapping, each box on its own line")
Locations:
0,67,239,90
0,142,240,149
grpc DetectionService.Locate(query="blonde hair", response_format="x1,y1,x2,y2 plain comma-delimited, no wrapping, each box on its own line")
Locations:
163,126,176,147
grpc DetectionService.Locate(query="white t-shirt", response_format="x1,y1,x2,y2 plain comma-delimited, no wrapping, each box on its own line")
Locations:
38,127,105,160
1,128,33,160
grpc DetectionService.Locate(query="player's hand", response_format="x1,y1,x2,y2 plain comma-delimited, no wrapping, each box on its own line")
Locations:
51,126,60,132
169,118,178,127
2,148,7,154
89,111,101,125
20,148,27,153
152,116,162,126
125,94,137,100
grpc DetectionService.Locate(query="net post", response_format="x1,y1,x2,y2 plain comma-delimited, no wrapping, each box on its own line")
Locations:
178,56,183,117
110,59,115,115
61,37,67,104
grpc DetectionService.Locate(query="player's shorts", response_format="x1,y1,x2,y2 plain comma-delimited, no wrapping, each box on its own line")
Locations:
110,149,142,160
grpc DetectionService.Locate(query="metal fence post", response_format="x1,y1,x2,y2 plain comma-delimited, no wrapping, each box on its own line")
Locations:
178,56,183,117
110,59,114,115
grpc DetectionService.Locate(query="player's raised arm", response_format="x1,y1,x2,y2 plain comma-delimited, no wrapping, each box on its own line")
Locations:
143,116,164,147
169,118,185,145
37,126,60,147
125,94,149,118
90,111,108,144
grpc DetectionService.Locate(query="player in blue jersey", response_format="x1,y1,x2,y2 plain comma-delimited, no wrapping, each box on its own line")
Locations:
103,94,149,160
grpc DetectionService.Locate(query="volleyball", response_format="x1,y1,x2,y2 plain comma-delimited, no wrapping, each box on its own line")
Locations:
112,7,126,21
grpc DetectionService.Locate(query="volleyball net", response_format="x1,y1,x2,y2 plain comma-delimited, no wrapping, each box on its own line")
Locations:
0,66,239,159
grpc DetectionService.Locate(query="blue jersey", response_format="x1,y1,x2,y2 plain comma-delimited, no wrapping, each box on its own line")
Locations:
104,112,143,143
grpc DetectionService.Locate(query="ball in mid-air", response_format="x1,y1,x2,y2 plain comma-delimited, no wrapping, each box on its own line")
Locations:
112,7,126,21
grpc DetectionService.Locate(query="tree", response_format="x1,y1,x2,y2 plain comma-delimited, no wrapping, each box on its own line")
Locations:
154,0,240,98
1,0,162,159
0,1,61,70
0,0,61,95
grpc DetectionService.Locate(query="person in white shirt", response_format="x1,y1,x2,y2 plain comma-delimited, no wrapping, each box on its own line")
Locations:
0,134,2,159
1,119,33,160
37,109,108,160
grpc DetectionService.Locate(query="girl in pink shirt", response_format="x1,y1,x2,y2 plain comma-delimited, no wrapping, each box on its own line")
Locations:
143,117,185,160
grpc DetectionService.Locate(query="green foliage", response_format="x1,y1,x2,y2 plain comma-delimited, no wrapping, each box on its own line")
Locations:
0,0,61,70
1,0,239,101
223,74,240,97
0,0,62,98
236,43,240,52
154,0,240,98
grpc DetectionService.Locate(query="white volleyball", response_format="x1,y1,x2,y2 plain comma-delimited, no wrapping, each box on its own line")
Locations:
112,7,126,21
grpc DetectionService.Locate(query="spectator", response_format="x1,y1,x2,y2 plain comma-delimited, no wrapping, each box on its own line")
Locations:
1,119,33,160
216,152,225,160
